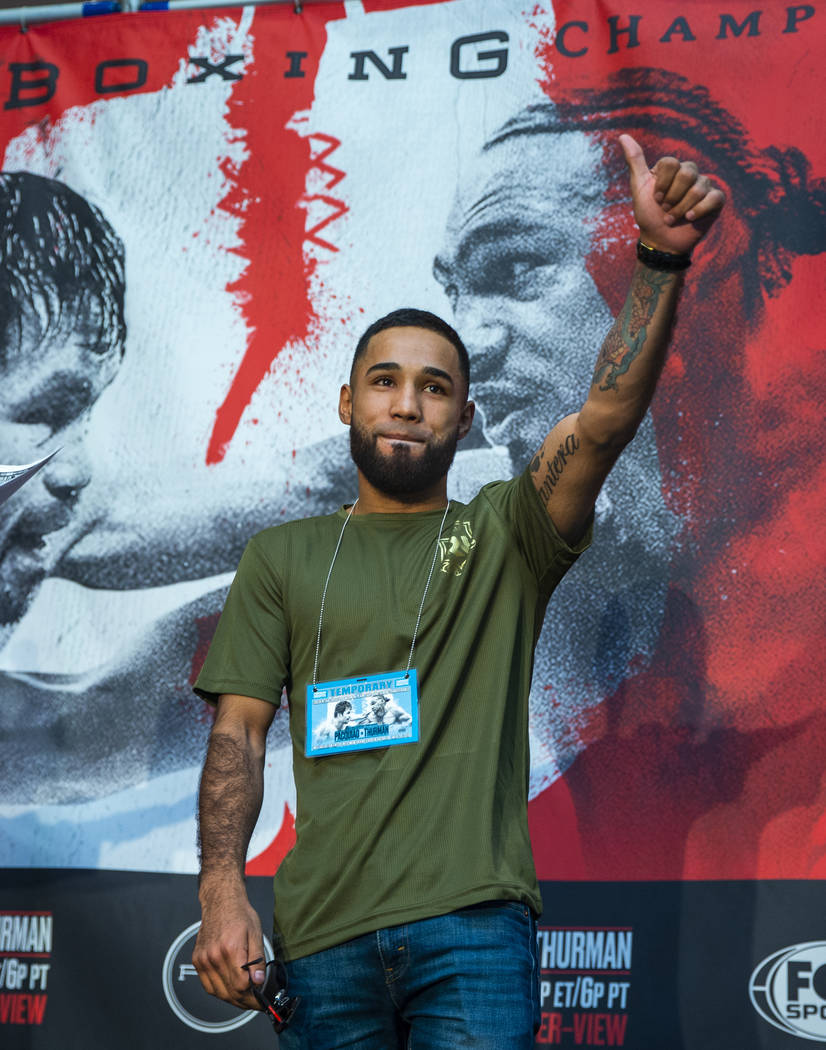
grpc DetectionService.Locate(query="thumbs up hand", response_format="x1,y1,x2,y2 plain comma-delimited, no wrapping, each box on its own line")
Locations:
619,133,725,256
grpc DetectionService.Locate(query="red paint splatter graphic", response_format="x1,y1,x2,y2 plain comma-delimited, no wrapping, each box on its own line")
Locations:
246,802,296,876
302,133,348,253
206,5,345,463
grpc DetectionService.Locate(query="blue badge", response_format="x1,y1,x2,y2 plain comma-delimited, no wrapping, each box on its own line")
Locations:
305,670,419,758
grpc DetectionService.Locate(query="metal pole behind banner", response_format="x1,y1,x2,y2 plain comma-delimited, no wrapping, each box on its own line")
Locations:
136,0,310,11
0,0,119,25
0,0,339,27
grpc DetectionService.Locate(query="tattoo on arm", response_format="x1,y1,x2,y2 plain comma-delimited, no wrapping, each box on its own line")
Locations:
592,268,676,392
532,433,580,503
197,730,263,883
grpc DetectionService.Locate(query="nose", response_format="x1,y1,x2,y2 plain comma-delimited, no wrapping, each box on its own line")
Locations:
42,442,92,503
453,295,511,380
390,381,421,421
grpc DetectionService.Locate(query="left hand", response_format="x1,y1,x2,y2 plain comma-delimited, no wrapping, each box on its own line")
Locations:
620,133,725,256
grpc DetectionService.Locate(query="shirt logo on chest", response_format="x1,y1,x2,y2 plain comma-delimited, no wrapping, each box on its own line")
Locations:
438,520,476,577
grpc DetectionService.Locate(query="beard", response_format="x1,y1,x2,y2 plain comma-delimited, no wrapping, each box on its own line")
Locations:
349,420,459,499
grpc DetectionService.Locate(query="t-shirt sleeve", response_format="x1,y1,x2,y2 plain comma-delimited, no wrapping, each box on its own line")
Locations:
193,533,290,706
482,465,593,596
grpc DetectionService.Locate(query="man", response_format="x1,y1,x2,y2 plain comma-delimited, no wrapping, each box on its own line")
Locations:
434,66,826,798
493,71,826,883
0,173,187,821
312,699,354,748
356,692,413,732
433,102,678,792
191,134,724,1046
0,173,248,826
0,175,218,822
0,172,125,640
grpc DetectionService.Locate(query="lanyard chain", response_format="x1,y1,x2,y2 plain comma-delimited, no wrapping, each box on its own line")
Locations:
312,499,451,689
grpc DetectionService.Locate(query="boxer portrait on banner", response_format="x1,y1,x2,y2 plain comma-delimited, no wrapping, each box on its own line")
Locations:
189,129,724,1046
0,173,125,637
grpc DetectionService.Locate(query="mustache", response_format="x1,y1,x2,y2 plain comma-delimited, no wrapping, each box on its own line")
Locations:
373,427,428,443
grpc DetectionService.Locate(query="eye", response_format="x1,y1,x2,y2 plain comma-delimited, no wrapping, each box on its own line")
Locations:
1,420,53,453
460,238,560,302
492,255,554,301
510,259,534,281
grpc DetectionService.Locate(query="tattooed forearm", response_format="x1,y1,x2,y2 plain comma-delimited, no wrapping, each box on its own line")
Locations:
592,267,677,392
532,433,580,503
197,730,263,883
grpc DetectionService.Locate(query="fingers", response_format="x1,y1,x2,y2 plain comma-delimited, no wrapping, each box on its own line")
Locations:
670,181,726,224
193,946,254,1010
651,156,725,225
192,920,265,1012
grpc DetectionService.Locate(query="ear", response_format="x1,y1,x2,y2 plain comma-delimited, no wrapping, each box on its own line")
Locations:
338,383,353,426
457,400,475,441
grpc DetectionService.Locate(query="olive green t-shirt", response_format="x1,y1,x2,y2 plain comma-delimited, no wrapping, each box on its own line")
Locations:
194,467,590,960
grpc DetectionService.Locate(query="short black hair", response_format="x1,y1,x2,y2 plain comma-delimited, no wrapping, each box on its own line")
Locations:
0,171,126,369
350,307,470,389
333,700,352,717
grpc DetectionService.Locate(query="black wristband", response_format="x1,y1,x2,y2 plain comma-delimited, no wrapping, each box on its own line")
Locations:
636,238,691,272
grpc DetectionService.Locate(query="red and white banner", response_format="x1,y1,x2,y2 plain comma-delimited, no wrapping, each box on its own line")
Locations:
0,0,823,922
2,3,824,1045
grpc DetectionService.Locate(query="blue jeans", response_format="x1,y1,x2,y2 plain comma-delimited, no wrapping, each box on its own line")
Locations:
278,901,540,1049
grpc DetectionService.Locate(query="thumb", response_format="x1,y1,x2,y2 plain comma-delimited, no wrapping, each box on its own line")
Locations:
619,133,649,186
243,949,267,986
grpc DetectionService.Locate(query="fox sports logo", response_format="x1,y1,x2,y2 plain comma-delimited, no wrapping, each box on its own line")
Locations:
162,920,274,1034
750,942,826,1041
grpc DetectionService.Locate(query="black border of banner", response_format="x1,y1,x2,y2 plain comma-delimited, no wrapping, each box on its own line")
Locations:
2,873,825,1049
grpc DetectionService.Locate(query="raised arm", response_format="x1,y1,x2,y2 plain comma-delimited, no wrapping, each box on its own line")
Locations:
530,134,725,544
192,693,276,1010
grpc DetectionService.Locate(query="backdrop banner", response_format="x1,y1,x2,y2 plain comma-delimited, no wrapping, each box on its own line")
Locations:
0,1,824,1047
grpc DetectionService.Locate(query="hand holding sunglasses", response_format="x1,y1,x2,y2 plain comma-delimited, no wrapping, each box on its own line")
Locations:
242,956,301,1034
